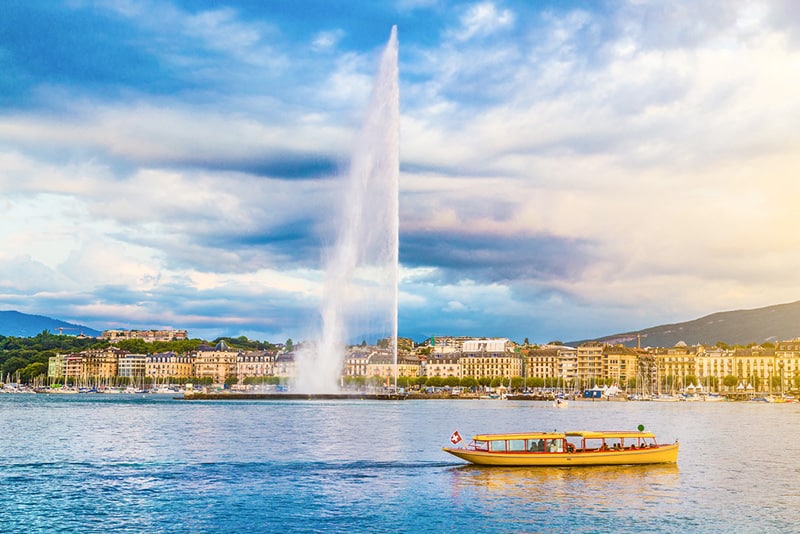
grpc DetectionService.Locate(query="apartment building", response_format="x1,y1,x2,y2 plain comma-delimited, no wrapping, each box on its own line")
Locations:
460,338,522,380
236,350,276,380
194,341,238,384
146,351,194,380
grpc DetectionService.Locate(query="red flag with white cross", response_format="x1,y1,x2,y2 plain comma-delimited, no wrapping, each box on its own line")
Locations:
450,430,462,445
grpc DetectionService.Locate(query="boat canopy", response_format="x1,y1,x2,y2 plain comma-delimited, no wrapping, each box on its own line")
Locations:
472,432,564,441
565,430,656,439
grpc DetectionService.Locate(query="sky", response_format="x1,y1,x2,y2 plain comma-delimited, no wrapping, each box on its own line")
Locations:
2,0,800,345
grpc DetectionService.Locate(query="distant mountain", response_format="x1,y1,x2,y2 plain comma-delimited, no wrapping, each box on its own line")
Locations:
0,310,101,338
570,301,800,348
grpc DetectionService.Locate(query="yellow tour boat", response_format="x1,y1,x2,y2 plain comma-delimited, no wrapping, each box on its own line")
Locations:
442,429,678,466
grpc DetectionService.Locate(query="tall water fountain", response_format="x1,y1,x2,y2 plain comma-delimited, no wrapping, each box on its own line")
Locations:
294,27,399,393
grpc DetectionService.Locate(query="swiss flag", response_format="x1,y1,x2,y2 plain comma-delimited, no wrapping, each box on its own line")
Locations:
450,430,462,445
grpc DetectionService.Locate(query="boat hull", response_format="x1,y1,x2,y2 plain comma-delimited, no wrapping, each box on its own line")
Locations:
442,442,679,466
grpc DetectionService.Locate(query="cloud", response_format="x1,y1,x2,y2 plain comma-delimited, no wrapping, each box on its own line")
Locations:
3,1,800,345
312,29,346,51
453,2,515,41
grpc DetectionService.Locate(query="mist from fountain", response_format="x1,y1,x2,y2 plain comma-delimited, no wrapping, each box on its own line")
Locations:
294,26,399,394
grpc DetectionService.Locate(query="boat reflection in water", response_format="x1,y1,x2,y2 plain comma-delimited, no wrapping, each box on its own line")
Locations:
447,463,680,510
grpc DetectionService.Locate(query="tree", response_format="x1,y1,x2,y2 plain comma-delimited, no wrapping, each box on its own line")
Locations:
285,338,293,352
444,376,460,387
527,377,544,388
427,376,443,387
723,375,738,389
1,356,28,379
224,375,239,387
460,377,478,389
523,337,530,346
116,339,151,354
19,362,47,383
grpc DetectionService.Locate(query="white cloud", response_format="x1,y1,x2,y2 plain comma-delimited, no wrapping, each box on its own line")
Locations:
312,29,346,52
454,2,515,41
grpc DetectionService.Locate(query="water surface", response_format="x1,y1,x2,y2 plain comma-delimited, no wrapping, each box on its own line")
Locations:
1,395,797,532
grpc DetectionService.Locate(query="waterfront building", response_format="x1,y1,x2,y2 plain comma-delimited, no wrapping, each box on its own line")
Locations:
274,352,296,378
63,348,129,382
556,346,578,385
344,348,371,377
695,346,735,392
775,339,800,392
421,352,461,379
118,353,147,380
48,353,68,380
576,342,604,387
733,346,777,392
367,351,420,379
522,344,578,385
653,342,698,392
102,329,188,343
146,351,194,381
524,347,559,383
460,339,522,380
603,345,638,387
236,350,276,380
194,341,238,385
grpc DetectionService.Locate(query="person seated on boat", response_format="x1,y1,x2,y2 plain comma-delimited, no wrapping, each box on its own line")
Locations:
548,441,557,453
600,443,609,451
629,444,636,450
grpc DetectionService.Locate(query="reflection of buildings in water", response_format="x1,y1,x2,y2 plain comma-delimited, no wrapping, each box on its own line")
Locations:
447,464,680,508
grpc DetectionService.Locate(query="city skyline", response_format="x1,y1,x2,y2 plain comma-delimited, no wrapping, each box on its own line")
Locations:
2,1,800,344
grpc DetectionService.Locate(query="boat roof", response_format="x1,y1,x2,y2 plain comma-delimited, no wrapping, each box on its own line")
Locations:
472,432,564,441
470,430,657,440
565,430,656,439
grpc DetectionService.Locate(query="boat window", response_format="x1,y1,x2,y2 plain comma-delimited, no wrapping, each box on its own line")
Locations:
507,439,525,452
489,440,506,452
606,438,623,450
473,440,488,451
565,437,581,452
528,439,545,452
546,439,563,453
584,439,606,451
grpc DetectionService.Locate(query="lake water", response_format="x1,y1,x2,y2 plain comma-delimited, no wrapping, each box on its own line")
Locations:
1,394,798,533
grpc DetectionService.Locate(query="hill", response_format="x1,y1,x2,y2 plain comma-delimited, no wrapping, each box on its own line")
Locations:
570,300,800,348
0,310,101,338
